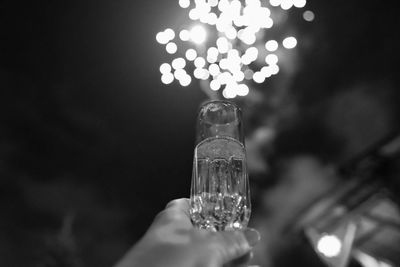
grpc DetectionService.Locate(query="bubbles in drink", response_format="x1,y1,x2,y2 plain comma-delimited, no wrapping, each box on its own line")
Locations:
190,136,251,231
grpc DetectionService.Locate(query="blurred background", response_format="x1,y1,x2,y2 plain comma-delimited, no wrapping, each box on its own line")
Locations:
1,0,399,266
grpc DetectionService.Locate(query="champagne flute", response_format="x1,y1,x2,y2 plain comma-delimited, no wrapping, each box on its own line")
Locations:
190,100,251,231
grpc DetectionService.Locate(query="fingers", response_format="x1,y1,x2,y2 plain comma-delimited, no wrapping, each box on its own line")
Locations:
164,198,191,221
165,198,190,215
224,251,253,267
151,198,192,229
210,228,260,266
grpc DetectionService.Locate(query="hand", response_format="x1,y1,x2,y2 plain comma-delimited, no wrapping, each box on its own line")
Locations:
114,198,260,267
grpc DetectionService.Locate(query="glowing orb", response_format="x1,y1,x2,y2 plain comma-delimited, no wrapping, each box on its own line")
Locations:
317,235,342,258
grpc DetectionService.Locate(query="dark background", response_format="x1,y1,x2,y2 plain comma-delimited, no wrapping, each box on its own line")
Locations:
1,0,399,266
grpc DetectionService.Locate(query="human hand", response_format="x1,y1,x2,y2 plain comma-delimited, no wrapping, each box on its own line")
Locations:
114,198,260,267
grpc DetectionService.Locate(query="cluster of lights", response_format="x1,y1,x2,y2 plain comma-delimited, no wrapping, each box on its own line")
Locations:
156,0,311,98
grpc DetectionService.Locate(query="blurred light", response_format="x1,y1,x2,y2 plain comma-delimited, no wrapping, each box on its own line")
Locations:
265,40,278,52
174,69,187,80
246,46,259,61
226,27,238,39
207,47,219,58
244,69,254,80
156,0,308,98
194,68,205,79
270,64,279,75
265,54,278,65
219,58,229,70
354,251,394,267
179,0,191,8
208,0,218,7
269,0,281,7
194,57,206,68
161,73,174,84
218,0,230,12
185,48,197,61
237,84,249,96
156,32,169,44
179,75,192,86
166,42,178,54
223,83,237,98
206,12,218,25
207,55,217,64
280,0,293,10
172,57,186,69
283,36,297,49
189,8,201,20
293,0,306,8
227,49,240,59
303,10,314,21
200,69,210,80
164,28,175,40
190,25,207,44
317,235,342,258
217,72,232,84
209,63,220,76
247,0,262,6
241,54,251,65
233,71,245,82
216,37,230,53
179,29,190,41
210,79,221,90
160,63,172,74
261,66,272,77
240,30,256,45
253,71,265,83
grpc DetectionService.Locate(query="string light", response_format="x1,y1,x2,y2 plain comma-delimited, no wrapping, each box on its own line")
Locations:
156,0,309,97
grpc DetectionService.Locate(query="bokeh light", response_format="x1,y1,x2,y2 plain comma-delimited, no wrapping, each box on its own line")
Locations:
161,73,174,84
265,54,278,65
164,28,175,40
303,10,315,21
166,42,178,54
185,48,197,61
210,79,221,90
160,63,172,74
156,0,309,98
194,57,206,68
172,57,186,69
265,40,279,52
283,36,297,49
190,25,207,44
317,234,342,258
179,29,190,41
179,0,190,8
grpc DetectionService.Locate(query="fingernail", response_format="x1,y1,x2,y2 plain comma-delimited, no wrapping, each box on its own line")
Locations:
244,228,260,247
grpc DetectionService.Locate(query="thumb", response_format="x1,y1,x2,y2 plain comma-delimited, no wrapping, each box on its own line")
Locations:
209,228,260,266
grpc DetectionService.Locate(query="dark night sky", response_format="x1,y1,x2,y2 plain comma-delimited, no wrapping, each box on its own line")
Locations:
2,0,204,202
1,0,400,266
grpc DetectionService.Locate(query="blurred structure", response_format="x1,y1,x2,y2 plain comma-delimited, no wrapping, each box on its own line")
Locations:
294,132,400,267
246,132,400,267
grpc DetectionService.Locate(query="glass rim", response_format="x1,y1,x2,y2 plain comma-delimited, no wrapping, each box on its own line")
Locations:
198,99,242,112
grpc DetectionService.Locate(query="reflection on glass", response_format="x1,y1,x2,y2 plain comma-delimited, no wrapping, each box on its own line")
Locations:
190,100,251,231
